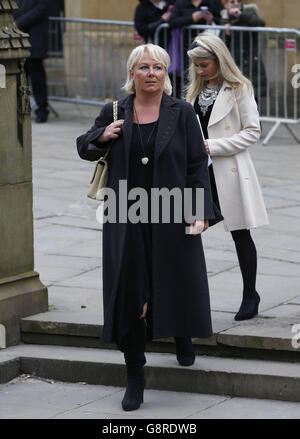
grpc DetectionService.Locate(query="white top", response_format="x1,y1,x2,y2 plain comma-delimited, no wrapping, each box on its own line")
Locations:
150,0,167,10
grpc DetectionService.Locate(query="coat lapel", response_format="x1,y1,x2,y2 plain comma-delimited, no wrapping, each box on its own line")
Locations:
208,81,235,128
155,93,179,160
119,95,134,173
119,93,179,163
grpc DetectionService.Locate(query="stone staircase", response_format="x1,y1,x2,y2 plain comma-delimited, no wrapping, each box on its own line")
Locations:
1,311,298,402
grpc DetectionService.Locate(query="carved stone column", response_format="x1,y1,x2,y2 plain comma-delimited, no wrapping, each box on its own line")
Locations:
0,0,48,348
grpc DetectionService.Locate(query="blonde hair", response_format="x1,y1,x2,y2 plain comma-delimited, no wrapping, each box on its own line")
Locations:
122,44,172,95
185,32,253,103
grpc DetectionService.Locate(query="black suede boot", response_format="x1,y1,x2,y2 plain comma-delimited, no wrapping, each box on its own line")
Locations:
122,353,146,411
234,291,260,321
174,336,195,366
121,319,146,411
231,230,260,321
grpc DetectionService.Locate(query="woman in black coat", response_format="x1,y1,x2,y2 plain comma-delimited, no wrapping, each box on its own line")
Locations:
77,44,217,411
168,0,221,97
134,0,176,45
170,0,221,30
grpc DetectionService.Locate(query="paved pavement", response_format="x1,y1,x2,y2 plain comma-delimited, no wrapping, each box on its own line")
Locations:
2,101,300,419
1,374,300,419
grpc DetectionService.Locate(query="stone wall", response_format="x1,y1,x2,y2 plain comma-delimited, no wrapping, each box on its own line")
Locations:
244,0,299,29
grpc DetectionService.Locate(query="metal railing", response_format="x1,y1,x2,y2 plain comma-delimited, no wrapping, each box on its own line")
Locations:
46,18,299,144
154,23,300,145
47,17,142,106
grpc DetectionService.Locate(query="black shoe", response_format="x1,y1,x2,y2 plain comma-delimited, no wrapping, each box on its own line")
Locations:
35,114,48,123
175,337,195,366
234,292,260,321
34,109,49,123
122,369,145,411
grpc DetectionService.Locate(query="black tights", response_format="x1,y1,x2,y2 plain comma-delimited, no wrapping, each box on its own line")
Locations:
231,229,257,297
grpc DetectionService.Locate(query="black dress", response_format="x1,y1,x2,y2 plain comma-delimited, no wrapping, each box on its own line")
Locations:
194,97,222,216
114,122,158,349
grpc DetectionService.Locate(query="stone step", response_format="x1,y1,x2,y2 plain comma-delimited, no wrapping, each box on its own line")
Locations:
20,312,300,363
1,344,300,403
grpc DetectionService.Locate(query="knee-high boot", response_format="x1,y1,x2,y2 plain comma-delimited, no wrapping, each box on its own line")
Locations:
231,229,260,321
174,337,195,366
122,319,146,411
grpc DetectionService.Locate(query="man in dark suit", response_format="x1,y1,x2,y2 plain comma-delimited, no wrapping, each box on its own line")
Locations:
14,0,51,123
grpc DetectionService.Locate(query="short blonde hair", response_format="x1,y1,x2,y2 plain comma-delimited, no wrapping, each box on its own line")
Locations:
186,32,252,103
122,44,172,95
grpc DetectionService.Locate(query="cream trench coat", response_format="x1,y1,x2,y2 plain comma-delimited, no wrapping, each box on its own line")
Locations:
194,81,269,231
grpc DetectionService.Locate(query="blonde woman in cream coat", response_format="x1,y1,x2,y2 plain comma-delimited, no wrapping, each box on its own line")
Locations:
186,32,269,321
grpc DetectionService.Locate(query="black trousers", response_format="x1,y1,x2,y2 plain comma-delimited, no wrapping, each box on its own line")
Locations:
25,58,48,116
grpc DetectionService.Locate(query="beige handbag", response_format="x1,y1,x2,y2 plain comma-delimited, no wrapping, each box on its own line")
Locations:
87,100,118,201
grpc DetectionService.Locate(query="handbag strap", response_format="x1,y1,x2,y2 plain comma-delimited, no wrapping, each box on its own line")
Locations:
113,100,118,122
103,100,118,160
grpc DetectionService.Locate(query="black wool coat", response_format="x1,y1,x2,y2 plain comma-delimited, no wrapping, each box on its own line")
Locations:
169,0,222,73
134,0,175,44
14,0,51,59
77,93,217,342
169,0,221,29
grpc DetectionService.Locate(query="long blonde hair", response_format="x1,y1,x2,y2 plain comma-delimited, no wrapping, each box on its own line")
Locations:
122,44,172,95
185,32,253,103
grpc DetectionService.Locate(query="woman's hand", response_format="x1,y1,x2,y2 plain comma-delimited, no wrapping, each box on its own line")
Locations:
140,302,148,319
225,23,231,36
98,119,124,143
229,7,241,18
162,11,171,22
189,220,209,235
192,11,203,23
204,140,210,154
204,11,213,24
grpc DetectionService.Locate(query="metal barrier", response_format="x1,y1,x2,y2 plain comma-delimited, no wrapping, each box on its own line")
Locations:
47,17,142,106
154,23,300,145
46,18,299,144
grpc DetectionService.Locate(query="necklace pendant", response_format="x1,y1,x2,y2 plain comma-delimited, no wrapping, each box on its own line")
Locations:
141,157,149,165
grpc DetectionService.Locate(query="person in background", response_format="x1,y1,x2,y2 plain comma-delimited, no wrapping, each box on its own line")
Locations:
134,0,176,45
14,0,51,123
220,0,267,101
168,0,221,98
169,0,221,31
186,33,269,321
77,43,218,412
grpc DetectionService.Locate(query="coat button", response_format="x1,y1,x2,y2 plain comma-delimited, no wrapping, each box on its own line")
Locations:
231,167,237,173
225,125,230,130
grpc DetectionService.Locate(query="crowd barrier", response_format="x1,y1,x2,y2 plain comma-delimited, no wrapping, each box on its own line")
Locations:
47,17,141,106
47,18,299,145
